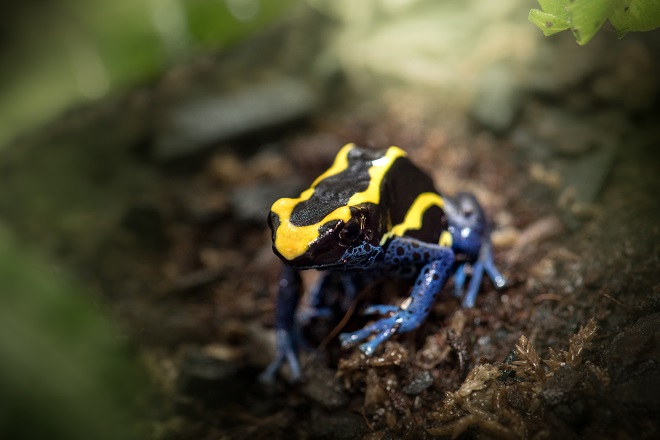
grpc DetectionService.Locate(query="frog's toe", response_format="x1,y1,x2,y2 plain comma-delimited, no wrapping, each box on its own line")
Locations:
482,240,506,289
485,259,506,288
457,241,507,308
339,315,401,354
259,329,302,383
338,327,371,348
358,325,399,355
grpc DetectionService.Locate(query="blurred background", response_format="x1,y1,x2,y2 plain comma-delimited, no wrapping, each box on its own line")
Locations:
0,0,299,147
1,1,298,438
0,0,658,439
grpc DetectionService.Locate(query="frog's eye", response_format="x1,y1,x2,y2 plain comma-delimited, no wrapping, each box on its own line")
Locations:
339,217,362,245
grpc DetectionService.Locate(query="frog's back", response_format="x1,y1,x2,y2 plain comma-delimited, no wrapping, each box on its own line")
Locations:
377,150,447,245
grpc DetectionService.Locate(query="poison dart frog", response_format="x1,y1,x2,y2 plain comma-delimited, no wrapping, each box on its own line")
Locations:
261,144,506,382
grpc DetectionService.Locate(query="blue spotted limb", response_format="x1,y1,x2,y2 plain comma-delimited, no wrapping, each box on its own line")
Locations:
339,237,455,356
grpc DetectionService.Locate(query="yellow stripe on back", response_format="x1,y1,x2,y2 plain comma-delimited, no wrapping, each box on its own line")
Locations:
380,192,452,248
346,146,406,206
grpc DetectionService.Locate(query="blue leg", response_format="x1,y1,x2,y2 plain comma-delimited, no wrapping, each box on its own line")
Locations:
339,243,455,356
459,239,506,308
445,192,506,307
453,262,467,299
462,261,484,308
483,240,506,289
260,265,303,383
260,329,301,382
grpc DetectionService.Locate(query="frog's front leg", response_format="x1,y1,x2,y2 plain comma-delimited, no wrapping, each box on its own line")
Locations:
446,192,506,308
339,237,454,356
261,268,362,382
260,265,303,383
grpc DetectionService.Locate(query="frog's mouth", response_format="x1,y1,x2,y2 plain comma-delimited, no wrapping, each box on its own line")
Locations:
273,219,347,269
275,235,383,272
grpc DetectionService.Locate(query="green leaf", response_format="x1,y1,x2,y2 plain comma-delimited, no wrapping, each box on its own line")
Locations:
530,0,660,44
538,0,571,18
568,0,614,45
609,0,660,37
529,0,572,36
529,9,571,36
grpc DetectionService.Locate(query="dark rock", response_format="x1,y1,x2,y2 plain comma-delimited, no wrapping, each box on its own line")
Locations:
557,138,617,229
541,367,590,429
607,313,660,412
301,363,349,410
519,104,626,229
402,370,434,395
231,178,304,223
178,351,242,404
154,78,318,160
471,62,521,133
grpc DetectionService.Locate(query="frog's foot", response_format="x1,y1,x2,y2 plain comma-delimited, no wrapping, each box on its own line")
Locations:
338,304,424,356
454,241,506,308
259,328,302,383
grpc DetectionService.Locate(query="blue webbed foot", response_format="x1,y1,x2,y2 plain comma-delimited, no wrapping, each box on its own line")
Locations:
340,303,407,354
338,311,404,356
455,241,506,308
259,328,302,383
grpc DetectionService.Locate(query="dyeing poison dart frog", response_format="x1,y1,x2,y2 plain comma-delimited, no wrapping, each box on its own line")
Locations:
261,144,506,382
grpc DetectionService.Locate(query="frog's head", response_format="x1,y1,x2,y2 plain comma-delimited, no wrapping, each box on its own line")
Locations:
269,201,383,270
267,144,405,269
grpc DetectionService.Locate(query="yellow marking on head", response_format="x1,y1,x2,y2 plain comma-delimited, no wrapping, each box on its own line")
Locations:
380,192,446,245
271,145,407,261
272,201,352,260
439,230,453,248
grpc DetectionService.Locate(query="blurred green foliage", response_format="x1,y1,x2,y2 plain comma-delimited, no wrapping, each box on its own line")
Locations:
0,2,298,436
0,224,143,440
529,0,660,45
0,0,298,148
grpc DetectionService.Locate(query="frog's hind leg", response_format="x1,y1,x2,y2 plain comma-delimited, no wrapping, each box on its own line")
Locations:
339,241,455,356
